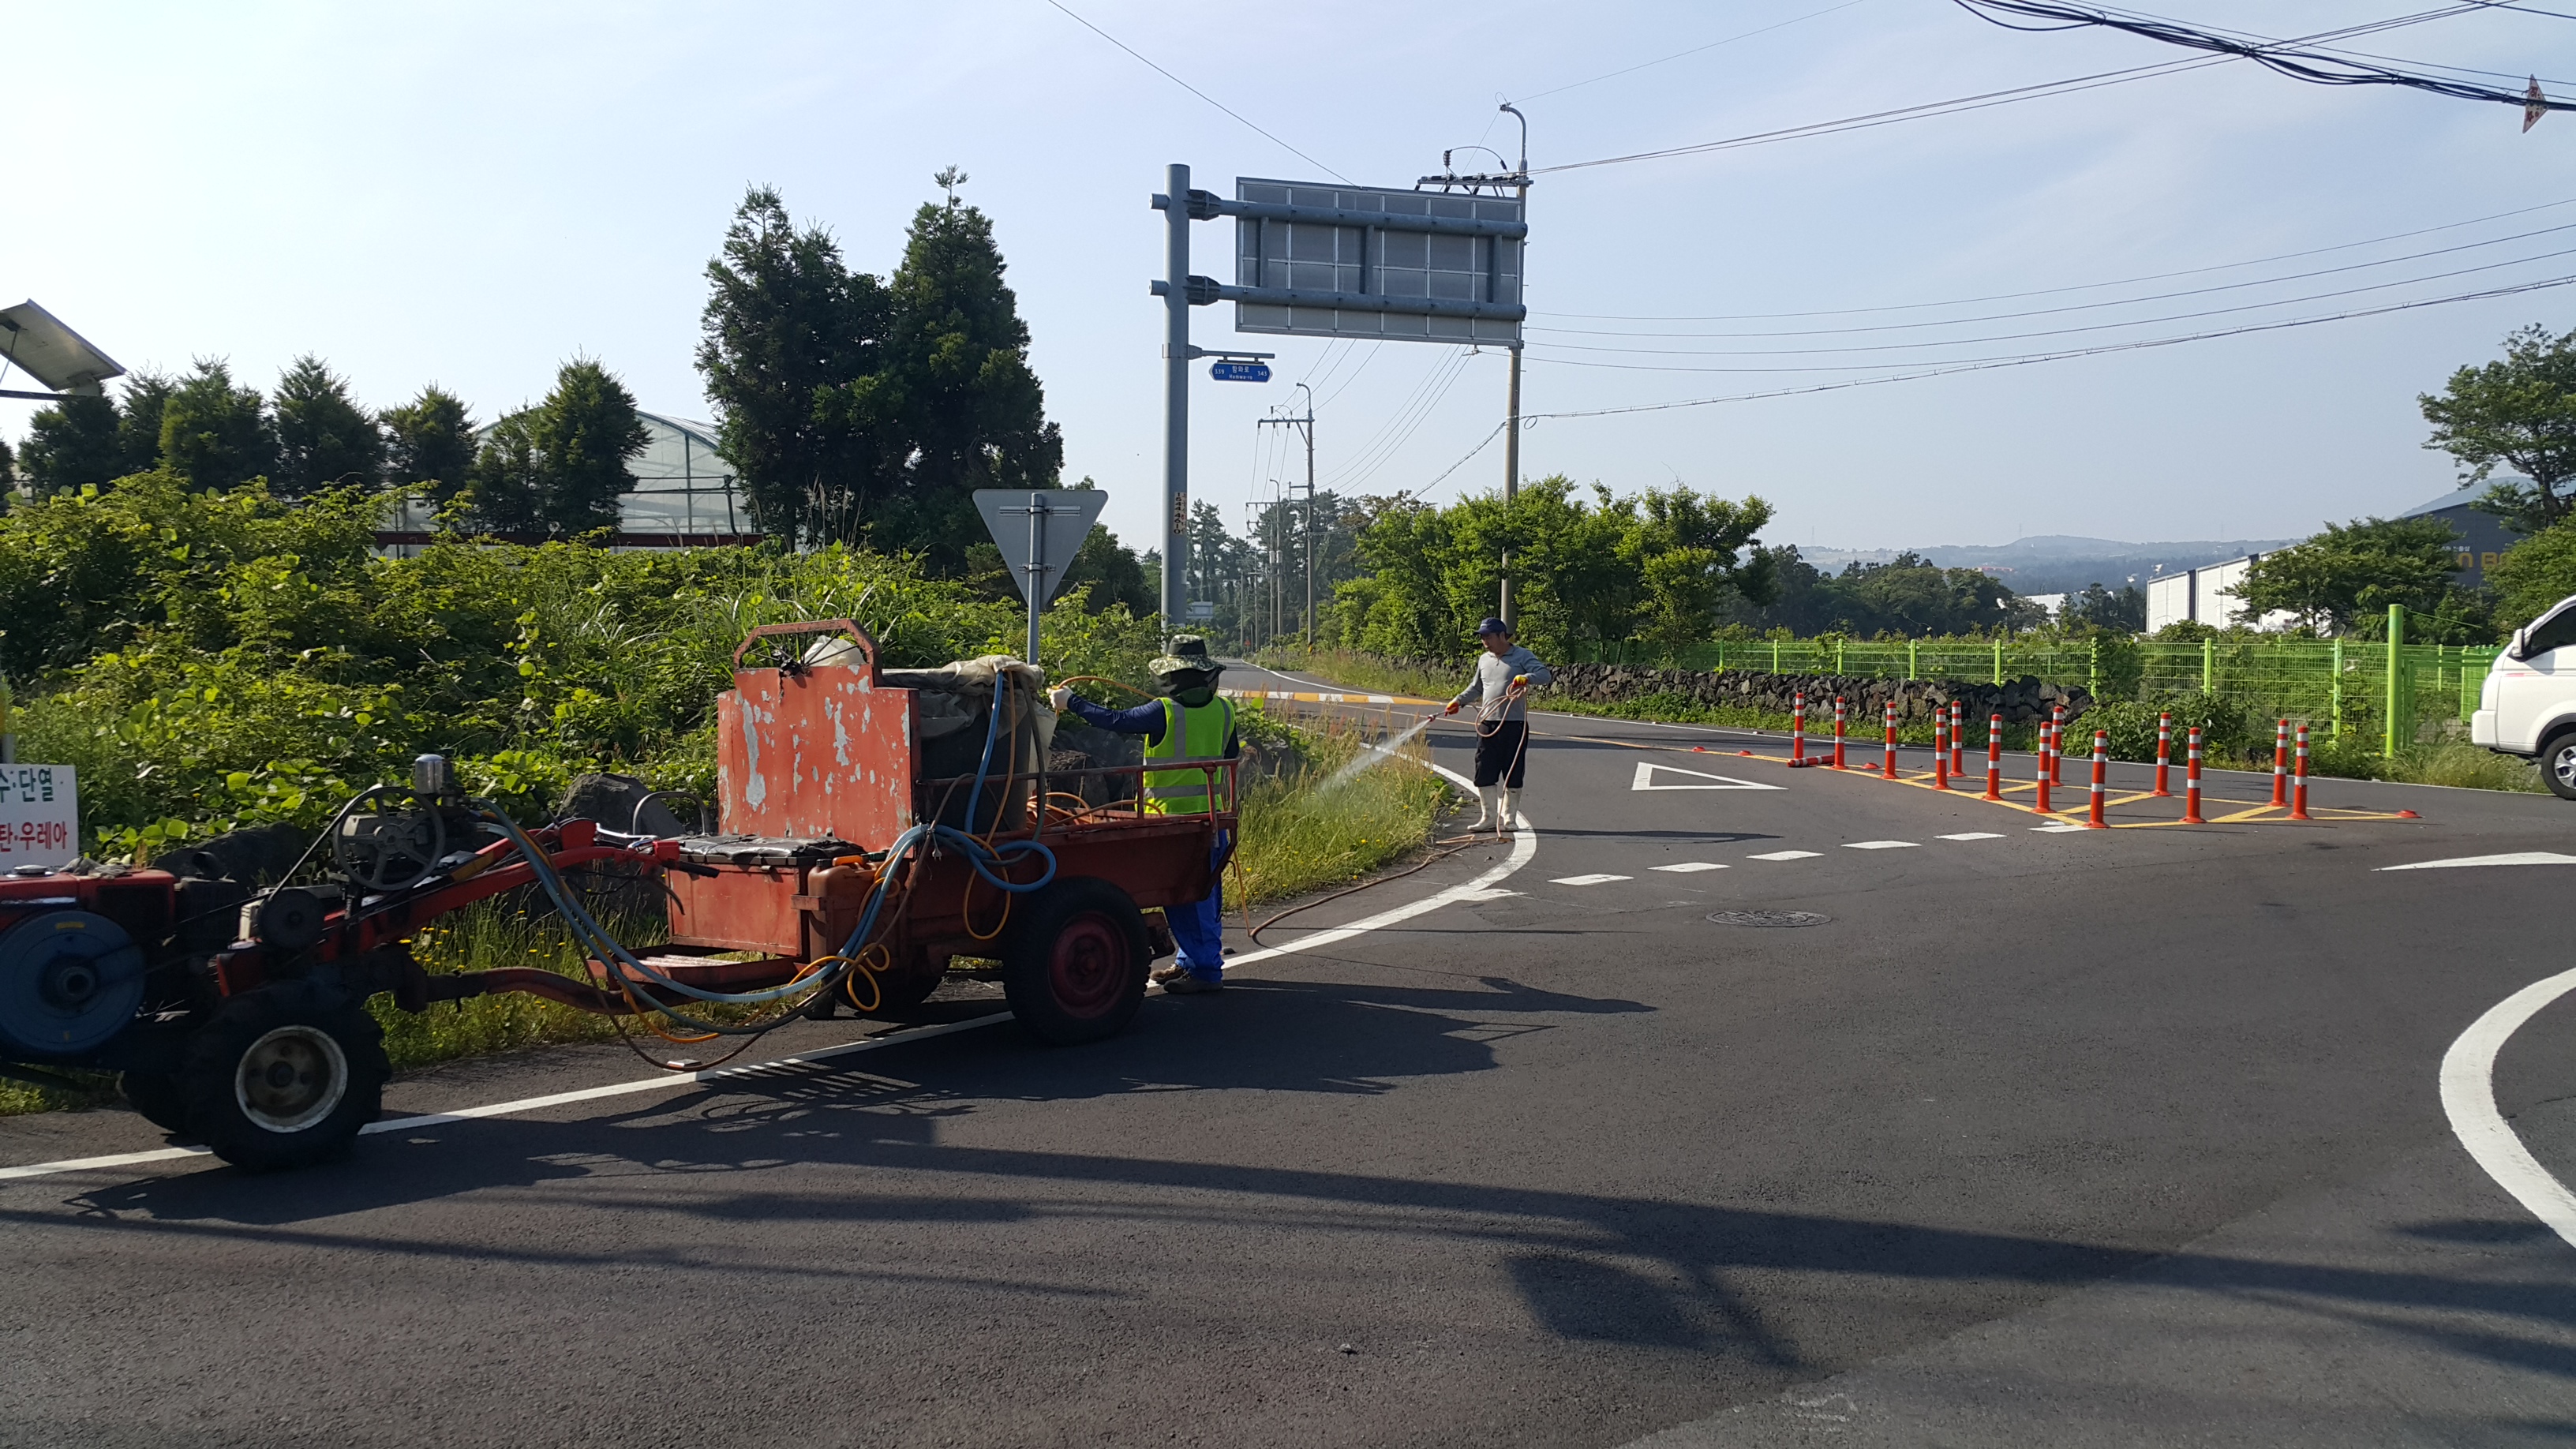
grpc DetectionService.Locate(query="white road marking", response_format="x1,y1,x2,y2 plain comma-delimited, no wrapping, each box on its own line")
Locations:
1749,850,1822,862
1651,862,1728,873
2030,822,2086,833
0,725,1541,1186
1630,761,1782,792
1455,886,1524,900
2441,964,2576,1250
1938,832,2005,841
1551,874,1632,886
2380,852,2576,871
1843,841,1919,851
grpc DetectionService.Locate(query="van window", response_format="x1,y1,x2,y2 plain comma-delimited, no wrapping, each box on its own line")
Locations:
2526,605,2576,659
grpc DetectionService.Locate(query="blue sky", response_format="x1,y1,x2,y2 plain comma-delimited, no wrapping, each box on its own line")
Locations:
5,1,2572,556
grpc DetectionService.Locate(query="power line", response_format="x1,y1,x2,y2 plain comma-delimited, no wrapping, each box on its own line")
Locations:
1953,0,2575,115
1334,349,1481,492
1039,0,1351,182
1533,195,2576,320
1521,236,2576,358
1528,3,2533,175
1522,271,2576,414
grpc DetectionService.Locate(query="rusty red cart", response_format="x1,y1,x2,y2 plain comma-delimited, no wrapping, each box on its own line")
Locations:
0,620,1231,1168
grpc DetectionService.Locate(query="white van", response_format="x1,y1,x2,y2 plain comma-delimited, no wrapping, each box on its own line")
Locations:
2473,590,2576,799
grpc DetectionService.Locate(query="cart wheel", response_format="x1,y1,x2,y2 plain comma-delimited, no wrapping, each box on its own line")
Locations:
178,982,388,1171
119,1071,189,1134
1002,878,1148,1046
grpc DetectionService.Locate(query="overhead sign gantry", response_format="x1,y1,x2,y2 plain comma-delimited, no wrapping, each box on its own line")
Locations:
1148,165,1526,630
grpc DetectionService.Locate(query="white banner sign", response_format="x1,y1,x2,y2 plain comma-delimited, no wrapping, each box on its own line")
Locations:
0,765,79,869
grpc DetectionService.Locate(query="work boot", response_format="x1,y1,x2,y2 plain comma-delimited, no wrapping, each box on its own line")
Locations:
1498,788,1521,835
1468,785,1500,831
1152,963,1223,994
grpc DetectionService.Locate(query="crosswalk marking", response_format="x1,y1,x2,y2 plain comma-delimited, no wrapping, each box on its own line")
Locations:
1844,841,1919,850
1748,850,1822,861
1551,873,1633,886
1651,862,1729,873
1937,832,2006,841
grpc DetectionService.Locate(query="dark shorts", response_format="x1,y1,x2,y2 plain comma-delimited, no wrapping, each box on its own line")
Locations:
1473,721,1529,788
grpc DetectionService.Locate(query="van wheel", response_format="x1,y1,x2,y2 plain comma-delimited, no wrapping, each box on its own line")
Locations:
2543,731,2576,801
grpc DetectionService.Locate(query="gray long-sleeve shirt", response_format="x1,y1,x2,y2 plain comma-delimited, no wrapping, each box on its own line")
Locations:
1449,645,1554,723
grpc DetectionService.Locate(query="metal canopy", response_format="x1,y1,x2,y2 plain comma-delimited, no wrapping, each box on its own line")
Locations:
1230,178,1524,344
0,300,123,395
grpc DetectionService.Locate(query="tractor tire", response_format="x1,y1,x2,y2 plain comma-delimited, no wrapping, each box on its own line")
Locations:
177,981,388,1171
119,1071,190,1135
1001,878,1149,1046
857,965,945,1020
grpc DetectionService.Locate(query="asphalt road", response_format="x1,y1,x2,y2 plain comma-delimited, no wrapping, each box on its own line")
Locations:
7,661,2576,1448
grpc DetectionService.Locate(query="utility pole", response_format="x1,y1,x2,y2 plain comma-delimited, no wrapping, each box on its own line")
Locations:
1498,103,1529,628
1151,163,1199,639
1257,383,1316,646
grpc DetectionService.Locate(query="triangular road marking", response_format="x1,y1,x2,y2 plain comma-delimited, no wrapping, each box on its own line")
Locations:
1631,761,1784,792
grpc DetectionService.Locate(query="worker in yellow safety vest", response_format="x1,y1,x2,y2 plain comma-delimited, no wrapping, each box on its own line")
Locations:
1050,636,1240,994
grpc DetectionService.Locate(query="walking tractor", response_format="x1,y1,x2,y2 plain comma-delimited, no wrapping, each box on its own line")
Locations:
0,621,1234,1169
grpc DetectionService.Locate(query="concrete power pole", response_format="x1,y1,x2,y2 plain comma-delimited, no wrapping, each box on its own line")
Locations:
1498,103,1529,629
1257,383,1316,647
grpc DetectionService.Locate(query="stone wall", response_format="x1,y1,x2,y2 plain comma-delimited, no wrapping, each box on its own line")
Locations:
1543,662,2092,725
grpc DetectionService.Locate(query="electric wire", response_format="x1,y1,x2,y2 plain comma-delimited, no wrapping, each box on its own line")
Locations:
1317,346,1471,490
1511,0,1880,103
1949,0,2576,113
1327,350,1478,492
1530,217,2576,340
1516,270,2576,414
1039,0,1351,182
1526,3,2535,176
1534,196,2576,321
1519,239,2576,364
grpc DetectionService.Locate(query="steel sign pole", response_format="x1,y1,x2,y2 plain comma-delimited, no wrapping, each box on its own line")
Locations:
1161,162,1191,638
1498,103,1529,630
1025,492,1046,667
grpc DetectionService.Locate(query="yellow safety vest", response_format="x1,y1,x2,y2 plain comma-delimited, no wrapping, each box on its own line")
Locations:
1141,696,1234,814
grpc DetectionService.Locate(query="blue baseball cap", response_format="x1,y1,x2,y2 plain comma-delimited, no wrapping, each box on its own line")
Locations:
1475,617,1511,637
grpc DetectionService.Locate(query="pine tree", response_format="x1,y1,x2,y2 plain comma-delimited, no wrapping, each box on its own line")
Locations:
17,395,122,496
381,384,478,503
159,360,274,490
461,360,648,536
271,354,384,496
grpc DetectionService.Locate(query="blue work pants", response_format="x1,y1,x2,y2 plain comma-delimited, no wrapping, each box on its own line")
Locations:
1168,837,1227,980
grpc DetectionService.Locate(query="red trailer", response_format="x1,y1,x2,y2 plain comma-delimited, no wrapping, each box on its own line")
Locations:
0,620,1231,1168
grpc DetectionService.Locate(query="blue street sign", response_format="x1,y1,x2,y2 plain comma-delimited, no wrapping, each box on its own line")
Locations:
1210,360,1271,383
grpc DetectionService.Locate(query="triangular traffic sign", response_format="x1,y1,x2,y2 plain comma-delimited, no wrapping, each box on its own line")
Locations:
973,488,1110,607
1631,761,1784,792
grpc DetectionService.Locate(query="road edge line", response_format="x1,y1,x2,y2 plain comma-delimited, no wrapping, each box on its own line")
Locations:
2439,964,2576,1249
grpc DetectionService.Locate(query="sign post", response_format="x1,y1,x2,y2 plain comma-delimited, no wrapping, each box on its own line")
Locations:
973,489,1110,668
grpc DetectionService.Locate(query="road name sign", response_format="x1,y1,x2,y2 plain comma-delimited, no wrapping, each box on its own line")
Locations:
1210,361,1271,383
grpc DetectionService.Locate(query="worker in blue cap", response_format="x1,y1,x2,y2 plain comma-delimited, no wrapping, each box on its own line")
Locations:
1443,617,1552,836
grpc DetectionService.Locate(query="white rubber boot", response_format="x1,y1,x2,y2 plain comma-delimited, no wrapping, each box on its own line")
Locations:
1469,785,1500,832
1499,788,1521,835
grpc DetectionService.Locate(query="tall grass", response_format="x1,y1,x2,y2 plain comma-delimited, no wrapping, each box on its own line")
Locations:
1231,710,1455,908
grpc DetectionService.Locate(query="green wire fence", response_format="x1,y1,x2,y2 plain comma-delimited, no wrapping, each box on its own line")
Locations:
1565,608,2492,758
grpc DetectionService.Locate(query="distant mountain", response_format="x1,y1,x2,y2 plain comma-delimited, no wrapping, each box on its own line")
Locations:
1798,535,2300,597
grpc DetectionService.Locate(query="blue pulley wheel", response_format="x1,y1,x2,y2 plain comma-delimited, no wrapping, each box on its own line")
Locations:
0,911,146,1058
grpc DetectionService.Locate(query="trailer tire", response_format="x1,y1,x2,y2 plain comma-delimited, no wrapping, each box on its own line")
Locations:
119,1071,190,1134
1002,878,1148,1046
178,982,388,1171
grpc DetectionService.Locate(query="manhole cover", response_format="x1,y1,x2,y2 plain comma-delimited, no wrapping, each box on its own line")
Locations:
1705,910,1832,928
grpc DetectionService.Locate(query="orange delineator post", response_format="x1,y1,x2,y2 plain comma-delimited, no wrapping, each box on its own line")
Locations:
2050,705,2067,784
1983,713,2003,801
2153,712,2173,797
1949,702,1966,777
1791,693,1807,762
2183,726,2205,824
2087,730,2109,828
2035,722,2054,814
1881,702,1899,779
2291,722,2312,821
2270,718,2290,807
1833,697,1848,769
1934,714,1950,790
